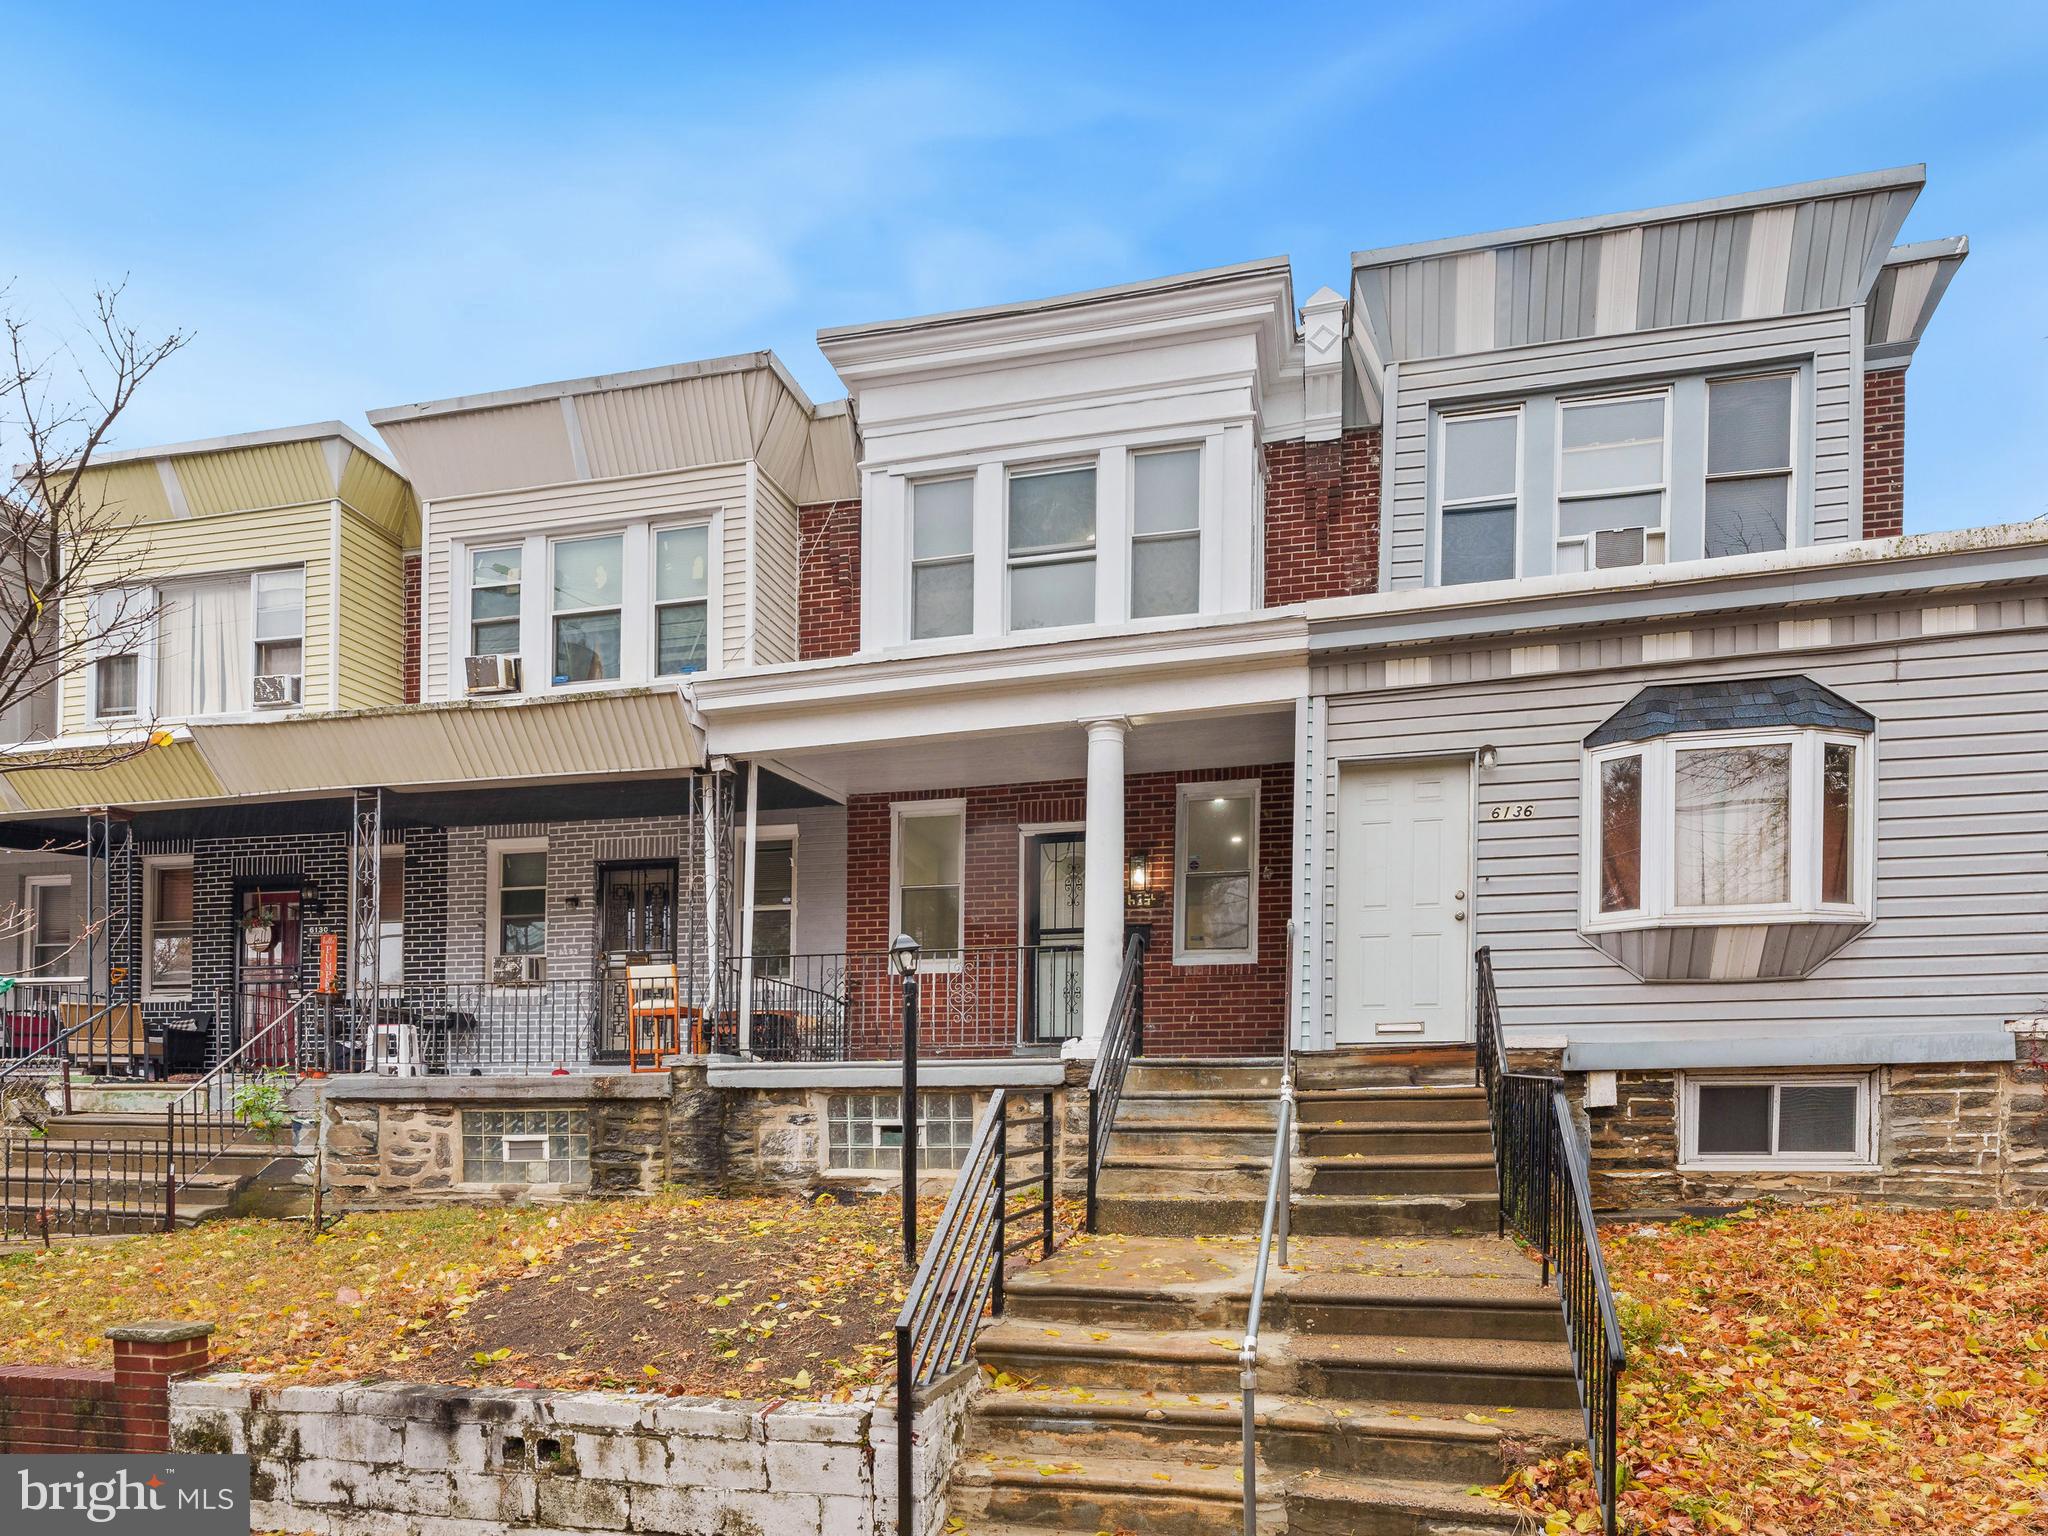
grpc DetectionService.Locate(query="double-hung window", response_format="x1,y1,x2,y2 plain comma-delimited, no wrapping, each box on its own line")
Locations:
1705,374,1795,557
551,535,623,684
1131,448,1200,619
1176,782,1258,962
654,525,711,675
1438,411,1519,585
910,478,974,640
144,859,194,996
253,568,305,687
489,841,549,967
90,588,144,720
893,803,964,960
155,569,305,718
470,547,523,657
1557,392,1667,571
25,875,75,978
1006,465,1096,630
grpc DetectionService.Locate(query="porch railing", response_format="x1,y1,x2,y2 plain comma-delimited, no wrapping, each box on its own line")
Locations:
1475,948,1625,1536
720,944,1086,1064
165,990,317,1228
1084,930,1147,1231
0,1137,170,1243
892,1086,1056,1536
294,980,624,1076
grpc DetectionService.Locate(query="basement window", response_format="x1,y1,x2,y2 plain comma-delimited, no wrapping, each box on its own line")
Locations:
827,1091,976,1173
1679,1075,1873,1169
462,1109,590,1184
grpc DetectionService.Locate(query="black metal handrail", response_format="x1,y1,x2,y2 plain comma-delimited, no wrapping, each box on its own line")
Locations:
891,1085,1056,1536
1084,930,1147,1231
1474,947,1625,1535
0,1135,169,1243
164,991,314,1229
0,996,130,1113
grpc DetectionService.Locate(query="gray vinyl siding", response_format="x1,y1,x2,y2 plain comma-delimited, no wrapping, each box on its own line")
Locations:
1385,309,1856,588
1316,619,2048,1063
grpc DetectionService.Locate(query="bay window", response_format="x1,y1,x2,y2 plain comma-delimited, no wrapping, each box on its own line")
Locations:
1585,727,1871,927
892,803,964,959
1438,410,1519,585
1131,448,1200,619
654,525,711,675
1705,374,1794,557
1176,781,1258,962
470,547,522,657
1007,465,1096,630
910,477,974,640
1557,391,1667,571
551,534,622,684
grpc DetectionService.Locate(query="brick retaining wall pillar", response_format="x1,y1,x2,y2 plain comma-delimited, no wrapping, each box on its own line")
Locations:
110,1321,216,1451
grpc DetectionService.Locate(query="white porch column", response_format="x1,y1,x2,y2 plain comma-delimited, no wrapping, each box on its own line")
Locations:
1075,716,1129,1056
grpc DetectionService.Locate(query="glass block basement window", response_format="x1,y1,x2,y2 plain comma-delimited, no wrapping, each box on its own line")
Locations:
462,1108,590,1184
827,1091,976,1171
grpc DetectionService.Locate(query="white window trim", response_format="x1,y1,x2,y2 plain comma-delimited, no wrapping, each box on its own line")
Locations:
1703,371,1800,557
547,533,627,690
1678,1071,1877,1171
485,836,550,968
907,475,976,642
751,824,799,959
141,853,194,1001
1173,778,1261,966
250,567,307,689
1554,387,1672,571
1434,405,1523,586
889,799,966,973
467,543,524,664
1128,444,1202,620
1581,726,1875,931
23,873,81,981
649,517,719,679
1003,460,1099,635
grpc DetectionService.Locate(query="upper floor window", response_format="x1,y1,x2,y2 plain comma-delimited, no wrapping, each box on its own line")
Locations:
1438,411,1518,585
910,477,974,640
551,535,622,684
470,547,522,657
1007,465,1096,630
90,588,143,720
654,525,711,675
1705,374,1794,557
136,567,306,719
1131,448,1200,619
253,568,305,685
1557,392,1667,572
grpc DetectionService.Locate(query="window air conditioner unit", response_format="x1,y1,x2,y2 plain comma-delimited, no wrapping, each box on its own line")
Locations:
491,953,547,986
466,654,522,695
252,673,302,708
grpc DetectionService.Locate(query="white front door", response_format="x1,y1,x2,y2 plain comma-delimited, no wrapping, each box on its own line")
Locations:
1335,759,1472,1044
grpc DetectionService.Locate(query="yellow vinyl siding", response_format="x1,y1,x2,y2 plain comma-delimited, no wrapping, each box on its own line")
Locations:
336,508,407,709
338,450,422,544
74,459,174,523
170,440,334,519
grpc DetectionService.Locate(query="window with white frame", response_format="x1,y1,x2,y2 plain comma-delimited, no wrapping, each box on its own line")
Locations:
1557,391,1667,572
827,1091,976,1172
144,859,194,996
489,840,549,963
1007,465,1096,630
892,804,964,959
654,525,711,675
1705,374,1795,558
1585,728,1870,927
551,534,623,684
1131,448,1200,619
252,567,304,686
752,838,795,978
470,547,522,657
148,568,306,719
25,875,76,978
1438,410,1519,585
910,478,974,640
89,587,146,720
1176,782,1258,961
1681,1074,1873,1167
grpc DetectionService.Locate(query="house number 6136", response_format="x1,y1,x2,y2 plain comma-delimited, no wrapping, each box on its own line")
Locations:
1488,803,1537,821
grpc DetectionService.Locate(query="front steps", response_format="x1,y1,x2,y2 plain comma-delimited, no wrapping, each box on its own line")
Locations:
1,1111,290,1232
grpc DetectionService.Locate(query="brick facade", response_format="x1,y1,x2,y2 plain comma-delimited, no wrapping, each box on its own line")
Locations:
1262,427,1381,606
844,762,1290,1058
1862,368,1906,539
797,499,863,660
402,552,422,703
0,1322,212,1454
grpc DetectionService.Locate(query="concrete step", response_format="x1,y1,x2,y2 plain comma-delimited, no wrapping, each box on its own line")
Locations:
1303,1154,1498,1197
1292,1333,1580,1412
1093,1194,1270,1236
1096,1158,1271,1200
1296,1086,1487,1124
1287,1472,1527,1535
1291,1192,1501,1238
3,1143,279,1178
36,1114,243,1145
1298,1125,1493,1158
1126,1059,1283,1094
1294,1048,1478,1091
1106,1124,1281,1158
951,1447,1278,1536
1113,1092,1282,1126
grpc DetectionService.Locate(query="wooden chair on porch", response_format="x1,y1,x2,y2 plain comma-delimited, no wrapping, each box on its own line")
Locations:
626,964,696,1072
58,1001,160,1078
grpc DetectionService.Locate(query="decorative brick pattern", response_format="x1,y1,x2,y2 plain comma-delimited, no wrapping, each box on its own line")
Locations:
1862,369,1905,539
797,499,862,660
844,763,1291,1058
1262,427,1381,606
402,552,423,703
0,1322,212,1453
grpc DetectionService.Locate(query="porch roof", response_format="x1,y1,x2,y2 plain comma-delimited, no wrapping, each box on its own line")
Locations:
0,685,705,821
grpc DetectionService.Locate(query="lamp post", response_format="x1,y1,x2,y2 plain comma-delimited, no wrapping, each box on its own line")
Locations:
889,932,921,1267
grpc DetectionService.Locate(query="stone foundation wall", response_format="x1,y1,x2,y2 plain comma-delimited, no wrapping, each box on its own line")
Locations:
170,1370,975,1536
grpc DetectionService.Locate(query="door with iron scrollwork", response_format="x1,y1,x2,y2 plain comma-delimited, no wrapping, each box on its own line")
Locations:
1022,832,1084,1043
594,861,678,1059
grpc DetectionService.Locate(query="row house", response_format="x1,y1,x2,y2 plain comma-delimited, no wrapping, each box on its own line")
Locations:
5,162,2040,1210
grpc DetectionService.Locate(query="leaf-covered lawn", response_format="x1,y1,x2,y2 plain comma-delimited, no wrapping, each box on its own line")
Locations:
1493,1203,2048,1535
0,1190,1076,1400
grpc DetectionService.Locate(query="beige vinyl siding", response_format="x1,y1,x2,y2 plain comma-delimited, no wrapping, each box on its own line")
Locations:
423,463,745,701
59,503,335,735
750,470,800,666
375,399,579,504
1316,611,2048,1057
335,508,407,708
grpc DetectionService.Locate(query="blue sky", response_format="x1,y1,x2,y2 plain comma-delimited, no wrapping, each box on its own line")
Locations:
7,0,2045,531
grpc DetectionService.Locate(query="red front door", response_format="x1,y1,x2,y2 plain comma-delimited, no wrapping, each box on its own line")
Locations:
237,886,303,1065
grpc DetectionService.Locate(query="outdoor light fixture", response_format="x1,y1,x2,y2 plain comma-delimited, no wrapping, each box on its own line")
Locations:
1478,744,1500,770
1128,853,1149,890
889,932,921,977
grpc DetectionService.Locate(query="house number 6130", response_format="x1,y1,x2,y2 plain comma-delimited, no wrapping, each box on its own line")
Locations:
1488,803,1537,821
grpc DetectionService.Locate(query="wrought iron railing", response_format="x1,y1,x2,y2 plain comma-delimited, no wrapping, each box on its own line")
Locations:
892,1086,1056,1536
0,996,134,1114
1475,947,1625,1536
1084,930,1147,1231
164,991,316,1228
295,980,620,1076
0,1136,170,1243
